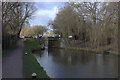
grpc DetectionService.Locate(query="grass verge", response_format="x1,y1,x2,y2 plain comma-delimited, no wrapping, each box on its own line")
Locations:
23,40,49,78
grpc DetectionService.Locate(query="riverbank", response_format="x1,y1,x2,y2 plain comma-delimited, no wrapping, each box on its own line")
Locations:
48,38,118,55
23,40,49,78
59,46,118,55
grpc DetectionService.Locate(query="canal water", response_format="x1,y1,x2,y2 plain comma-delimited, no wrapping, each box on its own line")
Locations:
33,48,118,78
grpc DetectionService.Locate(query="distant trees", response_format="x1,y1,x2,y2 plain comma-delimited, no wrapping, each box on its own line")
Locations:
52,2,118,51
20,25,48,37
32,25,48,36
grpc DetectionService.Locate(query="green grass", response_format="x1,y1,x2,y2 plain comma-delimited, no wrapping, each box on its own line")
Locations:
23,40,49,78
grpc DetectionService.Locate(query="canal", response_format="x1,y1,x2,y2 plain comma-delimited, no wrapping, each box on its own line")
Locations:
33,48,118,78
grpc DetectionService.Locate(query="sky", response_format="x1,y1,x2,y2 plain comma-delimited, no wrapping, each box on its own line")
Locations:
29,2,64,29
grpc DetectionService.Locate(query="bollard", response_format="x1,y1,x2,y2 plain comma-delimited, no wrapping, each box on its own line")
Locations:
25,52,27,55
32,73,37,78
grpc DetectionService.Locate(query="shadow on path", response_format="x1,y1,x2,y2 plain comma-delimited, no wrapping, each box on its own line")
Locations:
2,39,24,78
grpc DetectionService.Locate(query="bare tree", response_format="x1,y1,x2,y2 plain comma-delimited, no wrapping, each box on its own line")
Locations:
2,2,36,37
52,2,118,53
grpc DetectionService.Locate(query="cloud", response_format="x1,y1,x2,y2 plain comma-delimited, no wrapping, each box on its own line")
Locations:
29,2,63,27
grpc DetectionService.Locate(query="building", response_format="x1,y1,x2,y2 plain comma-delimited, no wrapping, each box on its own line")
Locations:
43,30,56,38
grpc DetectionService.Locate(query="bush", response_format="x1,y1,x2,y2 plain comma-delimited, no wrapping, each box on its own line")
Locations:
2,34,18,50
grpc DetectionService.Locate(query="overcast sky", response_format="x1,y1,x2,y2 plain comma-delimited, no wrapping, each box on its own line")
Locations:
29,2,64,28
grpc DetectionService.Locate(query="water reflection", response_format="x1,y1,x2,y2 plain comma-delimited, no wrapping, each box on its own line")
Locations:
33,48,118,78
48,49,95,65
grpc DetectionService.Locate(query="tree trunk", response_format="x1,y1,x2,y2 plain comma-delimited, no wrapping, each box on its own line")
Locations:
17,16,27,38
17,22,24,38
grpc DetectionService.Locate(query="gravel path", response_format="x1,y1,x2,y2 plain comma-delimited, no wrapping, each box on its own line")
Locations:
2,39,24,78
